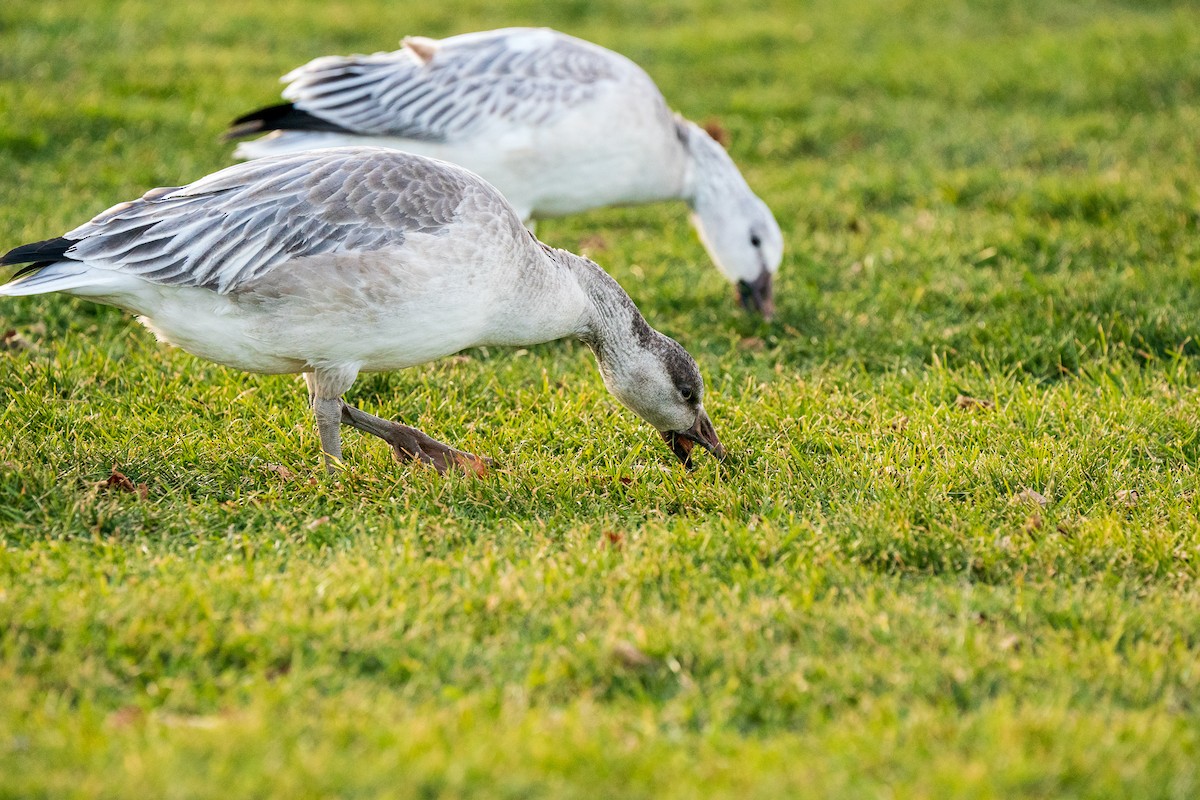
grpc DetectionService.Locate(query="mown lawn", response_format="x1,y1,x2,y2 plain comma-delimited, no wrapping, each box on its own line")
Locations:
2,0,1200,796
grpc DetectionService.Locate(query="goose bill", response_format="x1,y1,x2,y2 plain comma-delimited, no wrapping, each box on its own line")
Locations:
737,270,775,320
661,408,726,469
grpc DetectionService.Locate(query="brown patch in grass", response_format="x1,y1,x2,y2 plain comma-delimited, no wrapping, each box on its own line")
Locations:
95,467,148,500
955,394,995,410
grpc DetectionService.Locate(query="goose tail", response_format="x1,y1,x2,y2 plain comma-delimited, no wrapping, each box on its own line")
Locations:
0,262,101,296
0,236,94,296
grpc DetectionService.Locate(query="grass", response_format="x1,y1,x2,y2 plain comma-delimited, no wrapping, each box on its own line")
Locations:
2,0,1200,796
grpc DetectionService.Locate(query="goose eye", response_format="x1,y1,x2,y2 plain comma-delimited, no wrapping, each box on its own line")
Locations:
679,386,694,402
750,233,762,248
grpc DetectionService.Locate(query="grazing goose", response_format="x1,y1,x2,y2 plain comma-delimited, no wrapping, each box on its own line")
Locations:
0,148,725,473
226,27,784,318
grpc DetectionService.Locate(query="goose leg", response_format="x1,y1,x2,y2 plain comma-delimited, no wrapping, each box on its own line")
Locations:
305,370,353,474
339,402,490,475
313,398,344,472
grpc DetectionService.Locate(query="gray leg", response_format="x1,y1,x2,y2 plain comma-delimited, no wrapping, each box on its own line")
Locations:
340,402,490,475
304,368,358,474
313,397,344,471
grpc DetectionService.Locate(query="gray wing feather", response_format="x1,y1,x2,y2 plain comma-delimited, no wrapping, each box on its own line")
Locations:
63,149,480,294
280,28,621,142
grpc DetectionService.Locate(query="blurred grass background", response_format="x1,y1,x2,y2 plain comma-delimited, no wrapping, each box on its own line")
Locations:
2,0,1200,796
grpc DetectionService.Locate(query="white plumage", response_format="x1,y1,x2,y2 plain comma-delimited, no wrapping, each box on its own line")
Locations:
228,28,784,317
1,148,725,472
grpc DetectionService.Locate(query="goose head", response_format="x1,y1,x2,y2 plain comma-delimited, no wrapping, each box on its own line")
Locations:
595,328,725,469
681,120,784,320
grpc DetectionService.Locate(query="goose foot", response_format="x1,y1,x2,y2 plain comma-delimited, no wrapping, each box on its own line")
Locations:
339,402,490,475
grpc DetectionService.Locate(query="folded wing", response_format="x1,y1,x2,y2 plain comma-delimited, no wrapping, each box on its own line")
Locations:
46,149,480,294
272,28,620,143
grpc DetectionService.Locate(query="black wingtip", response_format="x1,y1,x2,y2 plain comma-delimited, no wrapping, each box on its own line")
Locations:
2,236,76,269
223,102,354,141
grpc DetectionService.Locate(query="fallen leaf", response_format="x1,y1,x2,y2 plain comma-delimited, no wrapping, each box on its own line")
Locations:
156,713,224,730
1,329,32,352
611,641,652,669
618,476,633,486
95,466,147,499
107,706,144,728
1023,513,1043,533
998,634,1021,652
1115,489,1139,508
456,455,489,478
603,530,624,549
304,516,330,531
266,660,292,680
955,394,995,410
264,463,295,481
738,336,765,352
1012,488,1049,507
973,246,998,263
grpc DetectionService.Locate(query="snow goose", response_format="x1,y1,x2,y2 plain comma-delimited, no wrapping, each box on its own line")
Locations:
0,148,725,473
226,27,784,318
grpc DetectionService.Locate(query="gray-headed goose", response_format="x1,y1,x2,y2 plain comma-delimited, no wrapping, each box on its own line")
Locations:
1,148,725,473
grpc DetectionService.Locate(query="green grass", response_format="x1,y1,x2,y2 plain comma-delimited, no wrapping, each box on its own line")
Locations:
2,0,1200,796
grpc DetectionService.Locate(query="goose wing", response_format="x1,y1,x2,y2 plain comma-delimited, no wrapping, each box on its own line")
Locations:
276,28,622,142
58,148,484,294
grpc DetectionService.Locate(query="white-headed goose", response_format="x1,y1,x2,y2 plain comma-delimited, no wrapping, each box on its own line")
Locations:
226,27,784,318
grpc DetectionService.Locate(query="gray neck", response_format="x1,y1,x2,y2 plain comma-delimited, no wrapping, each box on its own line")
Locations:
544,245,659,364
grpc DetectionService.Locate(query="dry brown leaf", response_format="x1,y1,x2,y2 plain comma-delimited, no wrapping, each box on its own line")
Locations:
156,713,225,729
107,706,144,728
455,455,489,478
611,641,652,669
95,467,147,499
738,336,766,352
266,660,292,680
1115,489,1139,508
1013,488,1049,507
955,394,995,410
1,329,32,352
264,463,295,481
